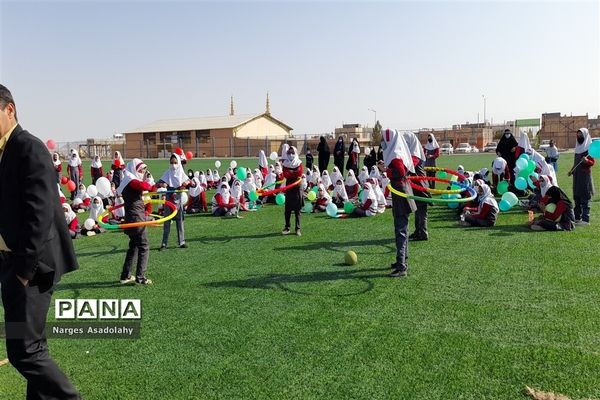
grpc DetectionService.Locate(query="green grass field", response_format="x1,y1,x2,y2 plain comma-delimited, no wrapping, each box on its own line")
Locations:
2,154,600,399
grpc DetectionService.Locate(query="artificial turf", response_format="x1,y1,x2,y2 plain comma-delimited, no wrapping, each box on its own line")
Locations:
1,154,599,399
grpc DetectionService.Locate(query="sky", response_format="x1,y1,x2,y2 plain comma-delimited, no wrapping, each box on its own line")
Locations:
1,0,599,142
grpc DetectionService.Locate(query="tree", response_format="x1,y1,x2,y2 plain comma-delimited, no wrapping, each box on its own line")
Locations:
372,120,382,144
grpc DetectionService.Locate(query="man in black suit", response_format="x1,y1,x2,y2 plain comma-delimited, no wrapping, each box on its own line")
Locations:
0,85,80,399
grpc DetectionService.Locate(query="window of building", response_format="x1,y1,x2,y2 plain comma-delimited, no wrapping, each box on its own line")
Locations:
196,129,211,144
143,132,156,144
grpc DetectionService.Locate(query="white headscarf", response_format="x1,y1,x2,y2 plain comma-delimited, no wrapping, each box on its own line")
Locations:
253,169,263,188
274,161,283,174
282,146,302,169
382,128,415,173
242,177,257,193
478,183,499,213
492,157,507,175
330,166,343,186
321,170,332,188
213,170,220,181
76,184,90,201
68,149,82,167
345,169,359,186
316,183,332,203
89,196,105,222
517,133,533,153
424,133,440,151
91,155,103,169
259,150,268,169
114,195,125,218
280,143,290,160
63,203,77,224
216,181,231,204
160,154,189,188
403,131,426,161
53,153,61,167
538,174,554,197
530,149,558,185
230,179,243,201
575,128,592,154
332,178,348,201
369,178,386,210
264,170,276,187
369,166,381,180
361,182,377,205
113,151,125,166
198,171,207,186
117,158,147,195
350,140,360,154
358,166,369,184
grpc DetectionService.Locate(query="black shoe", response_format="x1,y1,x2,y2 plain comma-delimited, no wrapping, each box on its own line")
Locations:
180,243,188,248
391,263,398,270
408,233,418,239
390,269,408,278
410,236,428,241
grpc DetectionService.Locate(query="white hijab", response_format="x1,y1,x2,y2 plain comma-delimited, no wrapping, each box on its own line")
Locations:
259,150,268,169
358,166,369,184
91,155,103,169
538,175,554,197
216,182,231,204
321,170,332,188
213,170,220,181
89,196,105,222
160,154,189,188
332,179,348,201
478,183,499,213
317,183,332,202
230,179,243,200
531,149,558,185
280,143,290,160
575,128,592,154
369,166,381,180
345,169,359,186
350,140,360,154
492,157,507,175
330,167,343,186
264,170,276,187
68,150,82,167
117,158,146,195
274,161,283,174
403,131,426,161
518,133,532,153
282,146,302,169
63,203,77,224
113,151,125,166
382,128,415,173
424,133,440,151
361,182,377,204
53,153,61,167
242,177,257,193
76,184,89,201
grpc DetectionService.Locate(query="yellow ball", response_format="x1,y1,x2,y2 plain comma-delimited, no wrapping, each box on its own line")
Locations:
344,250,358,266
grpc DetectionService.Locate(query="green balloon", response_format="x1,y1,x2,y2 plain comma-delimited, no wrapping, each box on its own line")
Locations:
275,193,285,205
236,167,247,180
438,171,448,179
526,160,536,174
249,191,258,201
497,180,509,195
303,203,313,213
312,186,319,193
343,201,355,213
307,191,316,201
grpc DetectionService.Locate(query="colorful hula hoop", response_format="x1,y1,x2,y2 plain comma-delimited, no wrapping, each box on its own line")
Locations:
257,179,302,197
145,189,189,197
407,176,466,195
387,183,477,204
424,166,467,181
259,179,285,191
97,199,178,230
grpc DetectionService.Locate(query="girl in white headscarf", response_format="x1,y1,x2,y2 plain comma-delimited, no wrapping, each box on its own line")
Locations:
91,155,104,184
67,149,82,199
253,168,263,188
62,203,79,238
368,178,387,214
358,166,369,185
345,169,359,199
213,169,220,182
311,165,321,187
321,170,333,190
81,196,105,236
346,138,360,176
212,181,237,216
330,166,343,188
332,178,349,207
111,150,125,188
516,133,533,158
369,165,381,185
52,152,62,183
230,179,248,211
570,127,595,224
460,181,498,227
157,153,195,249
117,158,155,285
74,182,91,211
281,146,304,234
313,183,332,212
350,182,378,217
491,156,510,194
380,172,392,206
423,132,440,189
186,171,206,213
258,150,269,177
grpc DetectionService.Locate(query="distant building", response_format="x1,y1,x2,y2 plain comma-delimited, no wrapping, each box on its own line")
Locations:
538,113,597,149
122,95,292,158
417,126,493,150
334,124,373,142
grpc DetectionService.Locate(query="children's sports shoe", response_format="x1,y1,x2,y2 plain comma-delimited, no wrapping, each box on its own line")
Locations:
136,278,153,285
281,228,291,235
120,276,135,285
576,220,590,226
295,230,302,236
390,269,408,278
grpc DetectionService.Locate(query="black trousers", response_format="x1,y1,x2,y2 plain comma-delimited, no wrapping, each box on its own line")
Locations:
2,274,79,400
121,228,149,281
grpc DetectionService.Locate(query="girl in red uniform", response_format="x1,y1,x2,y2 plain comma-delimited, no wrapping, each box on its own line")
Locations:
281,146,304,236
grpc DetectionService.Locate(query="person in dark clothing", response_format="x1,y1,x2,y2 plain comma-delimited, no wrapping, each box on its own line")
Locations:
346,138,360,176
377,145,384,162
305,148,314,171
281,146,304,236
403,131,430,240
495,129,518,183
530,185,575,231
568,128,595,225
0,85,80,399
117,158,156,285
333,136,345,172
363,147,376,172
316,136,330,172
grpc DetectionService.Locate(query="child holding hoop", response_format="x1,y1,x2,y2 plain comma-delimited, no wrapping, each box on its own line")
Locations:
281,146,304,236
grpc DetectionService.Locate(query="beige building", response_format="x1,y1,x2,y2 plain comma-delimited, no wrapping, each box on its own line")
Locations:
122,96,293,158
417,126,494,150
334,124,373,142
538,113,598,149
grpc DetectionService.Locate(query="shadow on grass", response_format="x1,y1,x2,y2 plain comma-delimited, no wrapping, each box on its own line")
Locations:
203,267,391,297
186,232,282,244
56,280,123,292
272,238,395,254
75,246,126,258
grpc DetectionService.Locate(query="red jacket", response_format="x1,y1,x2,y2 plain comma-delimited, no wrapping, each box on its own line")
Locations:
386,159,408,188
283,164,304,181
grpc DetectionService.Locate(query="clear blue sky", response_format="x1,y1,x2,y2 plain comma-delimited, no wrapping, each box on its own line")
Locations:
1,1,598,142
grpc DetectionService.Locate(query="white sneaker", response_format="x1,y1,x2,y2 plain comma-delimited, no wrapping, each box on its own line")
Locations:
575,219,582,223
576,220,590,226
120,276,135,285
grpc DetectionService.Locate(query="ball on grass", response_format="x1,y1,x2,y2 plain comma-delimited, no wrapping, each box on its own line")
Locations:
344,250,358,266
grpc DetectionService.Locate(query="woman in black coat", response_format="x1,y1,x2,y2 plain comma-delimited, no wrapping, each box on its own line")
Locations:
333,136,345,172
316,136,331,172
495,129,518,183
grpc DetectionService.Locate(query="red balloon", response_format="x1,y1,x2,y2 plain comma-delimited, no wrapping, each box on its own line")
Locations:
60,176,68,185
175,147,184,156
46,139,57,150
114,159,121,167
66,180,76,192
185,151,193,160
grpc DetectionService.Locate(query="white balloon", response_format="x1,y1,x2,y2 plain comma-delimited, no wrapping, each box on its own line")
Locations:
96,177,111,196
87,184,98,197
84,218,96,231
72,198,83,206
178,192,189,206
215,160,221,168
230,160,237,169
269,152,278,161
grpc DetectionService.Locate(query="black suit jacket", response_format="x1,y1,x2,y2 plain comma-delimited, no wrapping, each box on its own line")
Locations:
0,125,79,287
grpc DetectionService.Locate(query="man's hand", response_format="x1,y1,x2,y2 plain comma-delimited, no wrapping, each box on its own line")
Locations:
16,275,29,287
